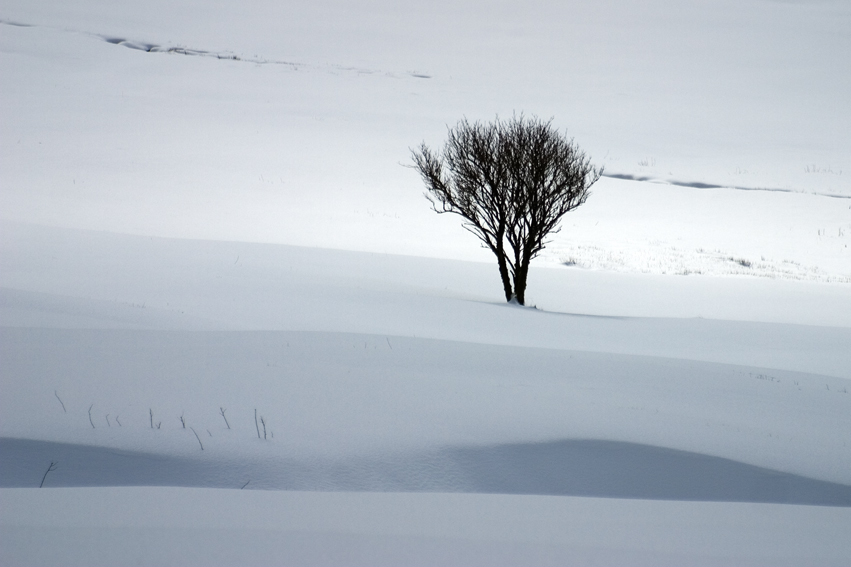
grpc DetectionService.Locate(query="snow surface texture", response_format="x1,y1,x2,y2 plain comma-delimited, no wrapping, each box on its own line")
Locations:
2,221,850,565
1,0,851,564
3,489,851,567
1,0,850,278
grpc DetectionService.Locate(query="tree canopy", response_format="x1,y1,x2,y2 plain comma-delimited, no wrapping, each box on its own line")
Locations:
412,115,601,305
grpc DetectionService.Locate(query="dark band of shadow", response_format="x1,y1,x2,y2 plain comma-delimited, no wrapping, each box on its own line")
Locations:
442,439,851,506
3,437,850,507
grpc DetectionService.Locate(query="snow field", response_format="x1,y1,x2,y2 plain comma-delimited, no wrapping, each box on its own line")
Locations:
2,224,849,490
2,0,850,275
3,488,851,567
2,0,851,563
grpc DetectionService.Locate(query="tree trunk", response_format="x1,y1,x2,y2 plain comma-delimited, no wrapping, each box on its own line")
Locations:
514,265,527,305
494,244,514,302
513,247,534,305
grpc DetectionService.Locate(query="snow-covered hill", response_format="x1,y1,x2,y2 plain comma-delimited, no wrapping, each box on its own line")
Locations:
1,0,850,564
2,221,850,564
2,0,849,270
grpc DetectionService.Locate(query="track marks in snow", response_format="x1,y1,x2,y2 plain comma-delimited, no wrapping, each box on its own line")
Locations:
0,20,32,28
99,35,433,79
100,35,296,66
0,19,433,80
602,173,851,200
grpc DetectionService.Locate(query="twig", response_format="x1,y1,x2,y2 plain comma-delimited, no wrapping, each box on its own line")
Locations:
88,404,95,428
105,414,111,427
241,480,250,489
386,337,392,350
115,415,122,427
207,429,212,437
54,390,66,412
150,408,154,429
180,413,186,429
260,416,267,440
190,427,204,450
255,409,260,439
40,461,58,488
220,407,230,429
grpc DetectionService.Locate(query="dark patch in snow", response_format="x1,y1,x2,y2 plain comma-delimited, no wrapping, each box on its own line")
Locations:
0,20,33,27
4,437,850,507
0,438,215,489
0,20,432,79
97,35,248,61
603,173,851,199
102,37,159,52
444,439,851,506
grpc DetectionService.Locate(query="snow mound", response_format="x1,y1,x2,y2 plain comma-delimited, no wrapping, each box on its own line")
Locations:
5,437,851,507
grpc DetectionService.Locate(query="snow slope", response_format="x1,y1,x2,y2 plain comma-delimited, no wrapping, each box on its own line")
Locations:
4,489,851,567
2,222,850,565
1,0,850,276
2,220,850,480
2,0,850,564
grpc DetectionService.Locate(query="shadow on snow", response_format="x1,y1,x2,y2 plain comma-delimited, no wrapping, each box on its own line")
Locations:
3,437,850,507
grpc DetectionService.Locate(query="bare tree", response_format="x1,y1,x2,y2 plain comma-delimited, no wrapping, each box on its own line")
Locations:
412,115,601,305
